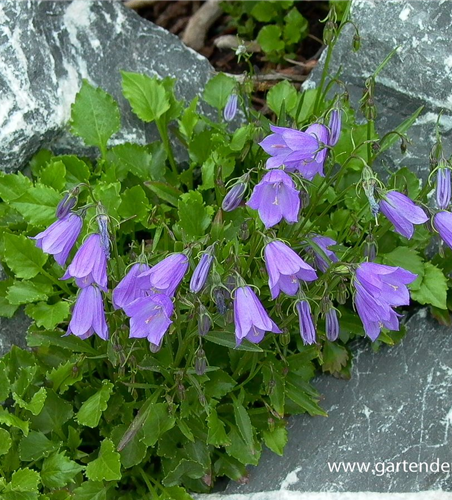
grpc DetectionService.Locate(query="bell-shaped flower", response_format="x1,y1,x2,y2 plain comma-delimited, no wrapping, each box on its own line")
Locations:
325,307,339,341
224,94,238,122
190,247,214,293
436,167,451,210
233,286,281,345
309,235,339,272
434,211,452,249
67,285,109,340
123,293,174,347
61,233,108,291
139,253,189,297
56,193,77,220
264,240,317,299
328,109,341,147
296,300,316,345
353,262,416,341
247,170,300,228
31,213,83,266
222,182,247,212
112,262,151,310
379,191,428,239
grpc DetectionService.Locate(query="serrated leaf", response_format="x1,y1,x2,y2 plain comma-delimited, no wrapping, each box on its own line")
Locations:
39,162,66,191
54,156,90,188
92,182,121,218
144,181,182,207
284,7,308,44
47,360,84,394
24,302,70,330
106,143,153,181
0,428,12,455
140,403,176,447
263,427,287,456
204,370,236,399
267,80,298,117
26,329,98,355
73,481,107,500
0,280,19,318
321,341,349,375
381,247,424,291
162,459,205,487
178,191,214,241
286,373,327,417
7,281,49,305
178,96,199,140
111,424,147,469
0,359,9,401
203,73,236,110
4,233,48,279
206,330,263,352
41,452,83,489
30,390,73,434
77,380,114,428
161,486,196,500
262,364,285,417
71,80,120,153
118,185,149,223
226,427,261,466
5,468,40,492
0,172,33,202
11,185,61,227
19,431,60,461
121,71,170,122
0,407,29,436
13,388,47,416
257,25,284,53
232,400,255,455
207,409,230,447
85,439,121,482
411,262,448,309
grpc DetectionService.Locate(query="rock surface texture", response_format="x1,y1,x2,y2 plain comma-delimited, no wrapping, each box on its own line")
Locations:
305,0,452,179
225,310,452,494
0,0,214,172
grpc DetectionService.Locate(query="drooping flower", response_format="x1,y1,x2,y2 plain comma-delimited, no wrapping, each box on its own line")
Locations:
309,235,339,272
224,94,238,122
379,191,428,239
56,193,77,220
436,166,451,210
247,170,300,228
233,286,281,345
353,262,416,341
258,124,329,180
325,307,339,341
296,300,316,345
434,211,452,249
97,212,111,259
112,262,151,310
328,109,342,147
123,294,174,347
190,246,214,293
66,285,109,340
264,240,317,299
222,182,247,212
61,233,108,291
31,213,83,266
138,253,189,297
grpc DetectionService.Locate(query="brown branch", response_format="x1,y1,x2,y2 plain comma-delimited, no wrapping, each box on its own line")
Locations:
224,72,307,84
123,0,157,10
182,0,223,51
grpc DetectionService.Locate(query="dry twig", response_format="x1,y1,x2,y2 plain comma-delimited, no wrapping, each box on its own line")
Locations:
182,0,223,51
124,0,157,10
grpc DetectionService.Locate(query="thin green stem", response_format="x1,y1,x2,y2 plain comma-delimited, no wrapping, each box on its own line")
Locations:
156,119,178,176
42,269,72,295
313,44,333,116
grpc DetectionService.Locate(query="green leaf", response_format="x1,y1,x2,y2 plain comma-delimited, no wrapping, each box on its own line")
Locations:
47,360,84,394
7,281,49,305
26,329,98,355
161,486,196,500
5,468,40,492
284,8,308,44
322,341,349,375
203,73,236,110
39,162,66,191
85,439,121,482
19,431,60,461
411,262,448,309
286,373,327,417
70,80,120,153
77,380,114,428
92,182,121,218
140,403,176,447
30,149,53,177
251,2,276,22
207,409,231,447
263,427,287,456
0,172,33,202
121,71,170,122
162,459,205,487
232,399,255,455
0,407,29,436
267,80,298,116
380,247,424,291
11,185,60,227
206,330,263,352
178,96,199,140
0,428,12,455
257,25,285,53
106,143,153,181
0,280,19,318
24,302,70,330
73,481,107,500
111,424,147,469
226,427,261,466
262,364,285,417
30,390,73,434
13,388,47,416
204,370,237,399
144,181,182,207
41,452,83,489
178,191,214,241
0,359,9,401
118,185,149,223
54,156,91,188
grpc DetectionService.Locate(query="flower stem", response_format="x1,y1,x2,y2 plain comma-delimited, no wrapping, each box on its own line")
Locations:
156,119,178,176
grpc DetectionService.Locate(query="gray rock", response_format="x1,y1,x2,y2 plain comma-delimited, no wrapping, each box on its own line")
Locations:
0,310,30,357
225,309,452,494
305,0,452,180
0,0,214,172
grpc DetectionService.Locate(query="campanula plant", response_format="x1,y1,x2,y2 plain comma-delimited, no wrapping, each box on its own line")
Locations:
0,4,451,499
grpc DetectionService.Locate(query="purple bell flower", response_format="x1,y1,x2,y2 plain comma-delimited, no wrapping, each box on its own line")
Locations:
434,211,452,249
379,191,428,239
233,286,281,345
222,182,247,212
325,308,339,341
112,262,151,310
309,235,339,272
328,109,341,147
259,124,329,181
67,285,109,340
190,247,214,293
246,170,300,228
31,213,83,266
224,94,238,122
264,240,317,299
61,233,108,291
436,167,451,210
56,193,77,220
296,300,316,345
353,262,416,341
123,294,174,347
139,253,189,297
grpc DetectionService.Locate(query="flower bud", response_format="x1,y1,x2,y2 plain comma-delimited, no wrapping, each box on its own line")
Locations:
323,20,336,45
190,245,215,293
224,94,238,122
213,287,228,315
363,235,377,261
198,304,212,336
279,330,291,346
195,348,207,376
56,193,77,219
337,281,348,305
352,33,361,52
222,182,247,212
239,221,250,240
436,162,451,210
325,308,339,341
328,109,342,147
